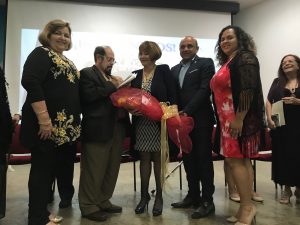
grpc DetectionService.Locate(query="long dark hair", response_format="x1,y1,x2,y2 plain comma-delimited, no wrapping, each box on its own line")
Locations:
278,54,300,85
215,25,256,66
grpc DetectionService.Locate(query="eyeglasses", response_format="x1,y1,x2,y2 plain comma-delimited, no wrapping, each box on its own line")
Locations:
100,55,116,64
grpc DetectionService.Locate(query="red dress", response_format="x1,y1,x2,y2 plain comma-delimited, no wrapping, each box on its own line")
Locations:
210,61,243,158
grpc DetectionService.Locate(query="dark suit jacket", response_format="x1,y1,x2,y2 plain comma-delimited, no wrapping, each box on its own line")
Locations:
171,55,215,128
80,65,120,142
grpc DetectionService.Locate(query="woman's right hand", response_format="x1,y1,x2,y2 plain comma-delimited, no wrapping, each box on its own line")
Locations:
38,121,53,140
267,118,276,129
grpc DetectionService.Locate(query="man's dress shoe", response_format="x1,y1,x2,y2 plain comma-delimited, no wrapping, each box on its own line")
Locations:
102,204,122,213
82,210,107,222
171,196,194,208
191,201,215,219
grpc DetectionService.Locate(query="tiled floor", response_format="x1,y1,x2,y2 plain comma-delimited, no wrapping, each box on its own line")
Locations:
2,160,300,225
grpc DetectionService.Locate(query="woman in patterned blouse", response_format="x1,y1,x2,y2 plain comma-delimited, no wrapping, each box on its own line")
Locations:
20,19,81,225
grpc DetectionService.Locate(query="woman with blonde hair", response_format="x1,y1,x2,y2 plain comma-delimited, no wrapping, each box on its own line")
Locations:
21,19,81,225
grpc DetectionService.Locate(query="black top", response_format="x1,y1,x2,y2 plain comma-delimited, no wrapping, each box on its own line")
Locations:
229,51,266,136
267,77,300,127
20,47,81,148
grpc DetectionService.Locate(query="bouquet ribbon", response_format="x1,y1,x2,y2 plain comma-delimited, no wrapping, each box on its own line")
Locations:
110,87,194,188
160,103,179,188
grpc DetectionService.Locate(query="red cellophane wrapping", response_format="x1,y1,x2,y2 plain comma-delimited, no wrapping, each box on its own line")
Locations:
166,115,194,154
110,87,163,121
110,87,194,153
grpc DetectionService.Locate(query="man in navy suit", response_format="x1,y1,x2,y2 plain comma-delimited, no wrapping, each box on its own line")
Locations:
171,36,216,219
78,46,130,222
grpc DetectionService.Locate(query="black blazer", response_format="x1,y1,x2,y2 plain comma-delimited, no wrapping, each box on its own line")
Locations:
80,65,119,142
130,64,178,149
131,64,178,104
171,55,215,128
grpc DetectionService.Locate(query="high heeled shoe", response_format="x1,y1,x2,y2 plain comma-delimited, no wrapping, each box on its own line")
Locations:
135,193,151,214
279,189,292,204
152,197,163,216
229,193,241,203
234,222,255,225
234,205,256,225
251,192,264,203
226,216,238,223
46,221,60,225
49,214,63,223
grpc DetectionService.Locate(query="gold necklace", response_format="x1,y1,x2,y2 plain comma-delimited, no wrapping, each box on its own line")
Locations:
143,66,156,83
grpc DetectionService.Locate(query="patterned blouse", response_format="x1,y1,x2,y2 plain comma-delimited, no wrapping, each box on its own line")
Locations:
21,46,81,147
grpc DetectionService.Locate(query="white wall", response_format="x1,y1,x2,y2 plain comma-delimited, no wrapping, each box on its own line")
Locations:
5,0,231,113
233,0,300,98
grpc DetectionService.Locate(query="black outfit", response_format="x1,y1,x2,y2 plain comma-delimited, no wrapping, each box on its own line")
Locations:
267,78,300,187
0,66,13,219
171,55,215,206
21,47,81,225
131,64,177,215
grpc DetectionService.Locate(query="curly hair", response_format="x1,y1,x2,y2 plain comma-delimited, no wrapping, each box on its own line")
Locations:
215,25,256,66
38,19,72,50
277,54,300,85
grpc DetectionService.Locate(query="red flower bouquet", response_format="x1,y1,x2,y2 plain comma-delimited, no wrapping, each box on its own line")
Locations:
166,115,194,154
110,87,163,121
110,87,194,153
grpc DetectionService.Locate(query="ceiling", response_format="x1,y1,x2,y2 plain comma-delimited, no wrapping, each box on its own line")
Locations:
0,0,267,14
213,0,267,10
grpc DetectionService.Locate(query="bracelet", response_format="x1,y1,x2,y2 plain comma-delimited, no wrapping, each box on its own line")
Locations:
38,119,51,126
36,110,48,115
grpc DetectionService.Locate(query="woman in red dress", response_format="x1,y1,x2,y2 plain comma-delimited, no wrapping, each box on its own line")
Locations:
211,26,265,225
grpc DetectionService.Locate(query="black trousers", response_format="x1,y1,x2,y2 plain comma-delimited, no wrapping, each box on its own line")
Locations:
28,141,76,225
182,125,215,204
49,146,76,202
0,150,7,219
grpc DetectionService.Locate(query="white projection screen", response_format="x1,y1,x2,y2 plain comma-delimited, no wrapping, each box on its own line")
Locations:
5,0,231,113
